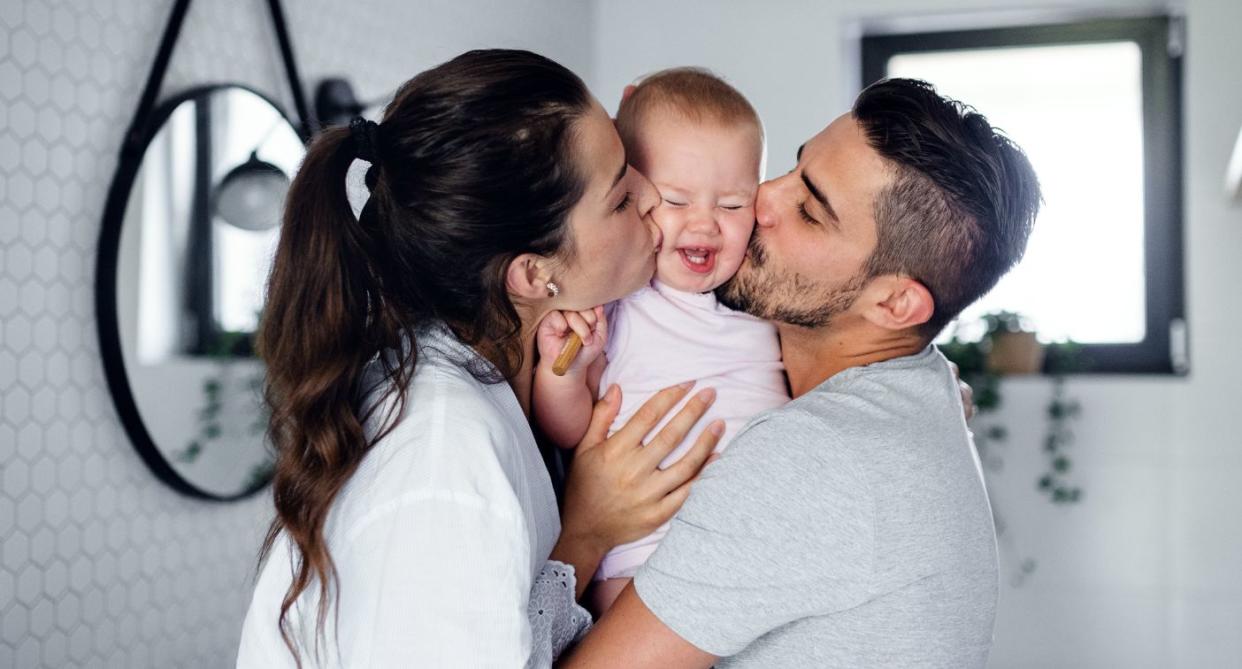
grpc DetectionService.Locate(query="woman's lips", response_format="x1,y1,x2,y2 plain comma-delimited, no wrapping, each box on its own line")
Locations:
678,247,716,274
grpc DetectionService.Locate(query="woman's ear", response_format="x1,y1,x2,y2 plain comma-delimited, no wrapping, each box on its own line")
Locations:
506,252,555,302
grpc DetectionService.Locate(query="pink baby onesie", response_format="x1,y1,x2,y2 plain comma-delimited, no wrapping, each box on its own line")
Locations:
595,280,789,580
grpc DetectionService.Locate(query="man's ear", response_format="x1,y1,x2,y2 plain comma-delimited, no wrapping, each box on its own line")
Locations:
506,252,554,302
859,275,934,331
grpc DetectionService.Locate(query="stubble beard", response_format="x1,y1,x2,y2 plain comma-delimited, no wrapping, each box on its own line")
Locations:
715,230,867,329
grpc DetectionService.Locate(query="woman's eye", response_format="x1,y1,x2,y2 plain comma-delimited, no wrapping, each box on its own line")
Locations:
797,202,819,225
614,193,632,213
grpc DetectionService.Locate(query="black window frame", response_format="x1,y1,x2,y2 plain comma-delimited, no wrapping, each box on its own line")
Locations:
861,16,1186,375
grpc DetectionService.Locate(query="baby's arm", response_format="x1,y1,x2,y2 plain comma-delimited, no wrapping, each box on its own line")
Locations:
533,306,609,449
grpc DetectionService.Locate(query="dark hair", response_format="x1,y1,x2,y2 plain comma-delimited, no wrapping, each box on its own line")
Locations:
255,49,590,664
852,77,1041,338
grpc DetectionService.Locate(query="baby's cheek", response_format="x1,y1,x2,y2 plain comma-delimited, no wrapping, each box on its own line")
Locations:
722,209,757,253
649,204,683,239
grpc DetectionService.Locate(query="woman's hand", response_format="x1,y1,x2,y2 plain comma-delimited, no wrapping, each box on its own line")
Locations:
536,306,608,377
550,381,723,597
947,361,976,420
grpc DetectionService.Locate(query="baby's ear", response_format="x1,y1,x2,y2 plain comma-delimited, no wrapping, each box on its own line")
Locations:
621,84,637,104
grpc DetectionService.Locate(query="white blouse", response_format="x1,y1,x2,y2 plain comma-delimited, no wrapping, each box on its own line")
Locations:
237,325,590,668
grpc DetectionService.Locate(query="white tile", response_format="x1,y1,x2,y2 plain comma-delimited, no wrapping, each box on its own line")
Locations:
990,586,1170,668
41,558,66,598
1170,462,1242,592
15,563,41,605
0,604,28,646
0,496,12,536
54,591,80,633
0,61,20,101
14,637,38,669
1169,593,1242,669
41,629,68,667
29,597,53,636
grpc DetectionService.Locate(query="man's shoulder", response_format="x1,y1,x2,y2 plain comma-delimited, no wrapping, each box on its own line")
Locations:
700,402,869,515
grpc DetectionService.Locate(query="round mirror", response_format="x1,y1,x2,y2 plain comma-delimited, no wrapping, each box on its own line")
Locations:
96,85,305,500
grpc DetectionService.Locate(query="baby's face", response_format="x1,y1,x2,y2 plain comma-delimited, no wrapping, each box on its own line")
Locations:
634,114,761,293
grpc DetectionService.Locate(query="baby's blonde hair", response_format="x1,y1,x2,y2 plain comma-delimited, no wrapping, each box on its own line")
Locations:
616,67,763,167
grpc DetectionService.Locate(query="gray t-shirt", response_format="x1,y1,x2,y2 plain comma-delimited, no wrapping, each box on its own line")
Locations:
634,346,999,668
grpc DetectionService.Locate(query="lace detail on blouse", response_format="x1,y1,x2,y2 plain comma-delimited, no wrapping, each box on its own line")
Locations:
526,560,593,668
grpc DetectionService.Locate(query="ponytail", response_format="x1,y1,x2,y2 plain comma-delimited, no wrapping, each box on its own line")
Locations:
253,49,592,667
256,125,412,665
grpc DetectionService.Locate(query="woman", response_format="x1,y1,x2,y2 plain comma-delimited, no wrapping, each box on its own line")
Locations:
236,50,723,667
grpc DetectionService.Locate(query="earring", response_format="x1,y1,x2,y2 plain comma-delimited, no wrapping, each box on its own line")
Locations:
546,281,560,298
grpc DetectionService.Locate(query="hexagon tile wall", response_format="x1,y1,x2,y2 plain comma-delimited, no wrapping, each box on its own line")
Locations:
0,2,284,665
0,0,590,666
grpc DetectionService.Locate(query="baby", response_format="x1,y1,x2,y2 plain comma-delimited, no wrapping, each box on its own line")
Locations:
533,68,790,614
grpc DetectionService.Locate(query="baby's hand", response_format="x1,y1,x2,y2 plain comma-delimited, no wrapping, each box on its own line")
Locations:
537,306,608,377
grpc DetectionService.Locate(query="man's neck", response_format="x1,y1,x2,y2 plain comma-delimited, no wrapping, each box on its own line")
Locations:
778,322,928,398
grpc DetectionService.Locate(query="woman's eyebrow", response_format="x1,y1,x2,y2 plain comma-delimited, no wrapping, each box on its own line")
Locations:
610,162,628,191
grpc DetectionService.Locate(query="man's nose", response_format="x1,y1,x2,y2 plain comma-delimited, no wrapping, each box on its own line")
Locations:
755,180,780,229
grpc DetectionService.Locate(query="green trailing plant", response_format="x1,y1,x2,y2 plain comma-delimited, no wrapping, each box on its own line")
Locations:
940,313,1086,502
175,327,271,472
940,313,1087,587
1040,342,1086,503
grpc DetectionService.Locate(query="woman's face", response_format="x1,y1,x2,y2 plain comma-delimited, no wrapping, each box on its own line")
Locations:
553,100,662,310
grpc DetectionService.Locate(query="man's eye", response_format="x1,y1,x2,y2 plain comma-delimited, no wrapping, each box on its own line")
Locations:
797,202,819,225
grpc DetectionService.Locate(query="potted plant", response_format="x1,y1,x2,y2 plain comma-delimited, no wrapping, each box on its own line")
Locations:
940,313,1086,586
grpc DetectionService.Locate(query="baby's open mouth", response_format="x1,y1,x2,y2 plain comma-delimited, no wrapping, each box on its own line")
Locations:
678,247,717,274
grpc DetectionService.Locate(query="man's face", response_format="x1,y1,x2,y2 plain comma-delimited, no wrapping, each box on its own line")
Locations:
716,113,891,328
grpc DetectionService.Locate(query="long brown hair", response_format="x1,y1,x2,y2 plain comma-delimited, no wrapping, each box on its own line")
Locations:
256,49,590,664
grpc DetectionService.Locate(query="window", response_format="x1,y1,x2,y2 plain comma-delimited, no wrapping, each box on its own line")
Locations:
861,17,1186,374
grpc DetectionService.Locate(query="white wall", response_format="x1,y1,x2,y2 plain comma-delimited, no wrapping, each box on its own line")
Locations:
590,0,1242,666
4,0,1239,666
0,0,593,666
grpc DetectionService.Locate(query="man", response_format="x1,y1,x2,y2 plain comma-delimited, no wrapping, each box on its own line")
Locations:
563,78,1041,668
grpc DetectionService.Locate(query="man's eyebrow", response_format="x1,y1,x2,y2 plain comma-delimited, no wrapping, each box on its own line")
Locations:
801,172,839,221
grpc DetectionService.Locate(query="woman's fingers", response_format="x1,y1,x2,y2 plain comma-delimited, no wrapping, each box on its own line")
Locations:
578,384,621,450
612,381,697,447
656,419,724,493
641,387,716,468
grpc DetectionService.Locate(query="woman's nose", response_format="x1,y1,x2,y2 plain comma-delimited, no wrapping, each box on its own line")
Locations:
632,167,659,219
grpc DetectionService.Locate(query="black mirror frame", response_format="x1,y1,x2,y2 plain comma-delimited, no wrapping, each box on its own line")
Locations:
95,83,298,501
95,0,312,500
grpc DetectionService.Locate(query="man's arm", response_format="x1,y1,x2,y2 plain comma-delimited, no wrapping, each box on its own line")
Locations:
560,583,716,668
563,411,872,667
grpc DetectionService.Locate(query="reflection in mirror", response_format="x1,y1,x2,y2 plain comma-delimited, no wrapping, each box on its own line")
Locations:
112,86,303,498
